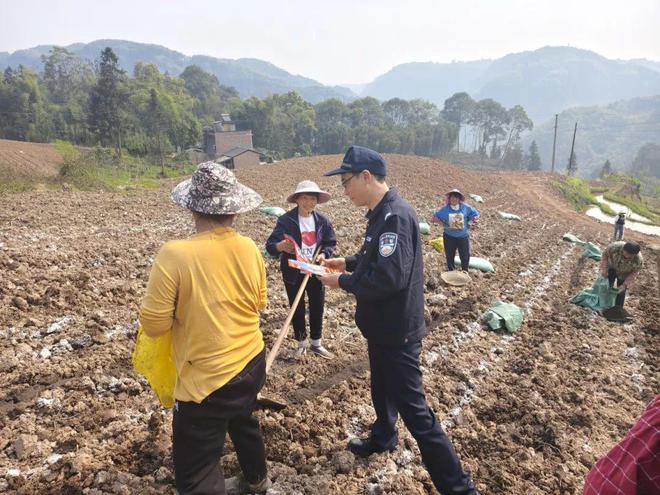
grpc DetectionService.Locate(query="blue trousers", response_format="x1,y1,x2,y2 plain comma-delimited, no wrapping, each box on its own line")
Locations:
443,233,470,271
368,340,477,495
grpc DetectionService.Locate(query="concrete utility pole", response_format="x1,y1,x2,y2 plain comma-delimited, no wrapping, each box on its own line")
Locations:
568,121,578,175
551,114,558,172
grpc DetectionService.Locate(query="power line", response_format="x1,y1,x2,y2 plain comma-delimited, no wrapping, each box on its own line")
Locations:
549,122,660,132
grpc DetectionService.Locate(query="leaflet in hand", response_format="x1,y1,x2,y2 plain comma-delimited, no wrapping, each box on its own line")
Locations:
288,259,331,276
284,234,310,263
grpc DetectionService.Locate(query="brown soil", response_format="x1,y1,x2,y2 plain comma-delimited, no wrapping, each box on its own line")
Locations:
0,139,63,179
0,154,657,494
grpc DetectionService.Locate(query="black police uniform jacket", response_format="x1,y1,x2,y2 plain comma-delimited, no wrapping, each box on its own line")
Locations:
339,188,427,346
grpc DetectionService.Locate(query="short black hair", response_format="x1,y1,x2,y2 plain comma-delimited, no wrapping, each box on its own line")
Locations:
372,174,386,183
193,211,235,224
623,241,640,255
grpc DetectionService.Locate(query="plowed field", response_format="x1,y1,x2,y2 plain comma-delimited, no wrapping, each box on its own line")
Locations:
0,139,62,179
0,154,657,494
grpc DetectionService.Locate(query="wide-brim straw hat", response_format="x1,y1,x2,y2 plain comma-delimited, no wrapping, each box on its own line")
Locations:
286,180,331,204
172,161,262,215
440,270,472,286
444,188,465,205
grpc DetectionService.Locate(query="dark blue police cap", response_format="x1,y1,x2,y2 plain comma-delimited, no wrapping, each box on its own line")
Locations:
324,145,387,177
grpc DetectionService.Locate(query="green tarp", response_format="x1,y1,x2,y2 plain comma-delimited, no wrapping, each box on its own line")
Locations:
455,256,495,272
562,233,582,243
570,276,619,311
562,233,602,260
469,193,484,203
258,206,286,217
498,211,522,221
484,302,524,332
419,222,431,235
582,242,602,261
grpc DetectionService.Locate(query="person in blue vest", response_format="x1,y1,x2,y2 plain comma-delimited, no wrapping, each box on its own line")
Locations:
318,146,478,495
431,189,480,271
266,180,336,358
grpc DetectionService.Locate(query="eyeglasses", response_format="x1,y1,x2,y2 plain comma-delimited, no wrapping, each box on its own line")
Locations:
341,174,357,188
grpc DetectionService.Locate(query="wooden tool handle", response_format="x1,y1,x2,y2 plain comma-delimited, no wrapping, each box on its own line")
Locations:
265,272,311,374
265,246,323,375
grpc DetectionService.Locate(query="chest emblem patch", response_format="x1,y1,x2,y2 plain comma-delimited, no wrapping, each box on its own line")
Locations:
379,232,398,257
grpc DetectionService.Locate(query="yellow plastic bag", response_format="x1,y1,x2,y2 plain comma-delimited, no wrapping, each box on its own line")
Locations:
132,326,176,408
430,237,445,253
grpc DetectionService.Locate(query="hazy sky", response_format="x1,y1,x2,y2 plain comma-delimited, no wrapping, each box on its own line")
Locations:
1,0,659,85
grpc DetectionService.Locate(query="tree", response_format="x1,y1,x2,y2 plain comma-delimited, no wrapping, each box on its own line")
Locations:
231,97,270,150
489,141,501,160
349,97,384,149
502,143,523,169
314,99,352,154
470,99,509,156
41,47,94,144
233,91,314,157
383,98,410,127
631,143,660,178
130,62,201,154
88,48,127,155
600,159,613,178
500,105,533,164
442,92,474,152
180,65,239,123
146,89,167,175
527,140,542,171
41,47,93,105
0,65,50,141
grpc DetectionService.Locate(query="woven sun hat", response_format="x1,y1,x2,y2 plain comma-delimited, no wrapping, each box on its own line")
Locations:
444,188,465,205
440,270,472,286
171,161,262,214
286,180,331,204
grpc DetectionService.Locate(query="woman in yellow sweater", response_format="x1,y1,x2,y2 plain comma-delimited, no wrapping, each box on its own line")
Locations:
139,162,271,494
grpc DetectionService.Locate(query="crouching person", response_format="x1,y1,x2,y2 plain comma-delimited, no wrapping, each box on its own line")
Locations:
139,162,271,495
599,240,643,308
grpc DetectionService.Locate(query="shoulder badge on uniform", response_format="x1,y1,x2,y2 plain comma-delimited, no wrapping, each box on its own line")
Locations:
379,232,398,257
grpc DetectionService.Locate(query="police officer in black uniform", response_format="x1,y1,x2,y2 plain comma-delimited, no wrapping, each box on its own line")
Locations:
318,146,477,495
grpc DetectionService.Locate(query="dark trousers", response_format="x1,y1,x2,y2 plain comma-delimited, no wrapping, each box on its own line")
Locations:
284,276,325,341
444,233,470,271
173,350,267,495
367,340,477,495
607,268,627,307
613,223,624,240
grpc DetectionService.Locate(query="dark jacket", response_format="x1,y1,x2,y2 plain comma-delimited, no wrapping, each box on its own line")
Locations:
338,188,426,346
265,207,337,285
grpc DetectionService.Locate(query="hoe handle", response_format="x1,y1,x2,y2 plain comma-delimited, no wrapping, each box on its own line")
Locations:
265,246,322,374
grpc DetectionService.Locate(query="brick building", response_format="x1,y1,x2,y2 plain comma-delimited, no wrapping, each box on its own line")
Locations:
216,146,261,169
202,114,255,159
